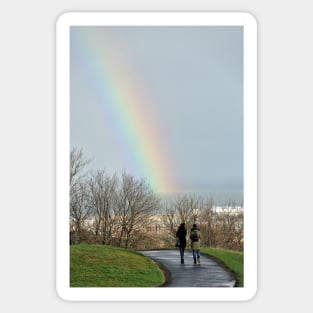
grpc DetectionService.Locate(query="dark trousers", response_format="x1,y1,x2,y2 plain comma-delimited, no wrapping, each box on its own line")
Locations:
179,247,185,258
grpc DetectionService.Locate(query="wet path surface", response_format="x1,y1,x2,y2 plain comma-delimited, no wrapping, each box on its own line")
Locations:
139,250,236,287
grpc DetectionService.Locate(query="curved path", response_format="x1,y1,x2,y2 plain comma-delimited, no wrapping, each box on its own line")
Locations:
139,250,236,287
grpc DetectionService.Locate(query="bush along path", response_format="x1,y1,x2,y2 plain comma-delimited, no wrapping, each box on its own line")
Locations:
139,250,236,287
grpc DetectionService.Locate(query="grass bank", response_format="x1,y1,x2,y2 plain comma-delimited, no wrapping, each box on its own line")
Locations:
70,245,243,288
201,247,244,287
70,245,165,287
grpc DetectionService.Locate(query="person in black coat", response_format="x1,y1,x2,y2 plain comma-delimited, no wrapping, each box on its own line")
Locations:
176,222,187,264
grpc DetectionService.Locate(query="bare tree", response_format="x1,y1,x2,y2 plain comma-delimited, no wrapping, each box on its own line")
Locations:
161,200,179,247
70,147,91,188
70,182,92,243
215,202,244,250
174,194,191,226
232,209,244,250
116,172,160,248
88,170,118,245
200,197,218,247
70,147,91,243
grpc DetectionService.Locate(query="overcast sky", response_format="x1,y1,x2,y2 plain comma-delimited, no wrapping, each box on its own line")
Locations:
70,26,243,203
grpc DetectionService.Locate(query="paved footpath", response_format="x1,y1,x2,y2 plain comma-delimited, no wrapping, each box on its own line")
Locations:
139,250,236,287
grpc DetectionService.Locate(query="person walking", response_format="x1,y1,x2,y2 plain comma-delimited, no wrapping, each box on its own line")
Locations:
176,222,187,264
190,223,201,264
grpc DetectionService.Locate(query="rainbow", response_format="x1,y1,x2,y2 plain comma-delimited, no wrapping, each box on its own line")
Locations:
71,27,176,194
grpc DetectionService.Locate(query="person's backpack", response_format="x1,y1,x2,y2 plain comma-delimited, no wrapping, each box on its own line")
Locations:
190,230,199,242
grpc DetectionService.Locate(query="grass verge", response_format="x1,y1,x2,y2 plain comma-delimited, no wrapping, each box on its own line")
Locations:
201,247,244,287
70,244,165,287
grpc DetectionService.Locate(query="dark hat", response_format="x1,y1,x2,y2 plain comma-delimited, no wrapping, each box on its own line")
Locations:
193,224,197,228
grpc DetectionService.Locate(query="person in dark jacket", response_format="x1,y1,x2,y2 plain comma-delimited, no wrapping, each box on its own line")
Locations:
190,224,201,264
176,222,187,264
